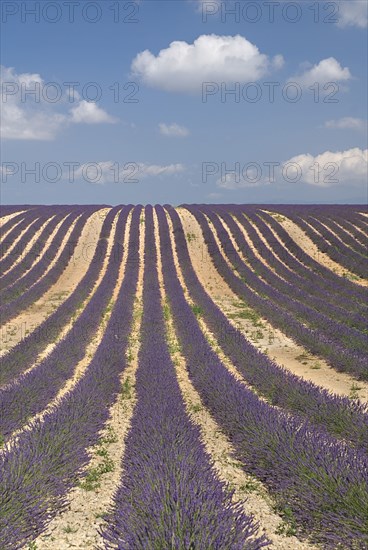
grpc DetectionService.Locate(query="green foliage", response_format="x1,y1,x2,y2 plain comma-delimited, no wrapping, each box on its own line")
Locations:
62,525,78,534
275,506,297,537
121,377,132,400
189,403,203,414
191,304,203,318
239,480,259,493
79,455,114,491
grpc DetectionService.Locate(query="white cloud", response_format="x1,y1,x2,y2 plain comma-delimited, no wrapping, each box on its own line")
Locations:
1,65,117,140
289,57,351,88
131,34,284,93
70,162,185,184
70,100,117,124
159,123,189,137
139,163,185,176
0,66,66,140
324,117,366,130
217,170,271,190
337,1,368,28
282,148,367,186
215,148,367,190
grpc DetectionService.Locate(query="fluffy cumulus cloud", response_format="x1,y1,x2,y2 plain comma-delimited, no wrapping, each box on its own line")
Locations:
289,58,351,88
324,117,366,130
69,162,185,185
159,123,189,137
131,34,284,93
215,148,367,190
337,1,368,28
70,100,117,124
0,66,116,140
282,148,368,186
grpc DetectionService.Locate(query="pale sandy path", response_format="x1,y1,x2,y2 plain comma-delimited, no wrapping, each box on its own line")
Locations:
231,212,302,282
0,216,58,277
0,209,108,355
231,212,289,279
0,216,40,260
343,218,368,240
0,210,120,407
308,216,368,258
35,211,144,550
0,214,81,315
167,212,290,413
0,211,27,228
331,218,366,241
158,210,318,550
265,211,368,286
178,208,368,403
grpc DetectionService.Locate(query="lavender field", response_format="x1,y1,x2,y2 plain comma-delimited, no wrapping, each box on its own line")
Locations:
0,204,367,549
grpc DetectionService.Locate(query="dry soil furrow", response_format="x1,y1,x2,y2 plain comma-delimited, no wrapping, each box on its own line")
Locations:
7,209,130,445
166,211,266,399
0,209,108,355
0,210,120,391
218,213,293,289
0,211,27,227
269,212,367,285
34,213,144,550
0,216,40,260
230,212,292,282
155,211,318,550
0,215,58,278
178,208,368,403
331,218,366,242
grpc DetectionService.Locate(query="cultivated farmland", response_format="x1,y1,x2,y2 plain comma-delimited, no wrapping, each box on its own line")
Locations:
0,204,367,549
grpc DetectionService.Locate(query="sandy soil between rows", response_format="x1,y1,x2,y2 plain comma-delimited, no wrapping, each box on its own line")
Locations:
159,210,317,549
0,216,41,261
0,211,27,228
4,211,121,447
0,209,109,355
0,216,58,277
178,208,368,403
268,212,367,286
35,212,144,549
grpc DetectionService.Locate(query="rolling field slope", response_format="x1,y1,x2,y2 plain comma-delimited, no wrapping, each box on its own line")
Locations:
0,204,367,549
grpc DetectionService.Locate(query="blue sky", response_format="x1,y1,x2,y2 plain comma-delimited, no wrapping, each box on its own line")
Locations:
1,0,367,205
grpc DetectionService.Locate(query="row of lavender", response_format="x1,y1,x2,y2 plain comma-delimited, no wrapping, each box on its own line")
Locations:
0,204,367,547
220,205,366,302
0,208,72,291
101,205,266,549
0,207,70,262
157,205,368,547
184,205,367,380
319,212,367,256
210,206,366,350
0,207,130,440
0,208,45,261
0,207,119,387
0,206,100,325
267,205,367,278
244,207,366,309
0,207,140,548
164,205,368,451
234,207,365,318
0,210,78,304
